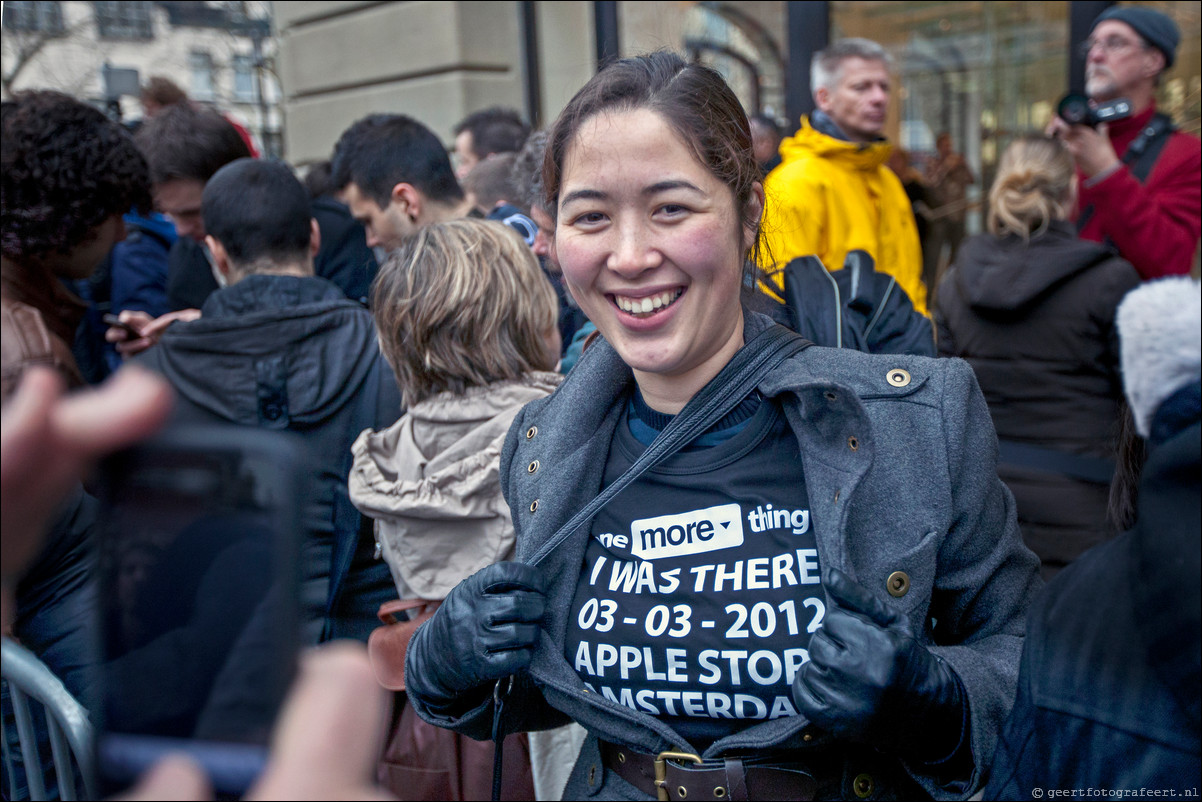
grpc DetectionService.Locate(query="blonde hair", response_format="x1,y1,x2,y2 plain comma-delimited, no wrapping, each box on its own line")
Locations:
988,135,1075,240
371,219,559,406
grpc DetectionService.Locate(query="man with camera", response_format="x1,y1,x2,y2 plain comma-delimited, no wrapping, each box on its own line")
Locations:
1048,7,1200,280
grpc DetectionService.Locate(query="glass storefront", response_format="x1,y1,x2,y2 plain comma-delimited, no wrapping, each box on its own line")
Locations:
611,1,1200,269
833,1,1071,238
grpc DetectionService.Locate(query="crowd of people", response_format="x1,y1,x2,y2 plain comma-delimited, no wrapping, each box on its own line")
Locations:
2,5,1199,801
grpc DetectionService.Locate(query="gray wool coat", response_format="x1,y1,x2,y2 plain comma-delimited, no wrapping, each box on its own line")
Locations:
410,311,1042,800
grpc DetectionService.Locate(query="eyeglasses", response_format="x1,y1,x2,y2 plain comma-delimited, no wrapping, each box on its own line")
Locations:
1078,36,1149,58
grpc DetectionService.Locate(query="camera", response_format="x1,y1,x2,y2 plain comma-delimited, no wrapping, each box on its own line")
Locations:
1057,93,1132,127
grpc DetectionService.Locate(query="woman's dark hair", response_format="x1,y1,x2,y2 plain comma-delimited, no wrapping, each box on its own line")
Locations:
1107,403,1147,534
542,52,763,269
1,91,151,261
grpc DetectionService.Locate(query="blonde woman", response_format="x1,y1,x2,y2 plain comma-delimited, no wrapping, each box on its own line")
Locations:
936,134,1140,578
349,218,578,799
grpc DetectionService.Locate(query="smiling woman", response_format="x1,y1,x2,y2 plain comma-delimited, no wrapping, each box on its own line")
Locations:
402,51,1042,802
553,107,756,412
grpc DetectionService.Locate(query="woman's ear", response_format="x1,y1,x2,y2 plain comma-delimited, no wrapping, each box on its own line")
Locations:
743,182,765,252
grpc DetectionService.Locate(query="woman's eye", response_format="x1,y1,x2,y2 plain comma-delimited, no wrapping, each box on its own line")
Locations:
657,204,688,218
573,211,607,226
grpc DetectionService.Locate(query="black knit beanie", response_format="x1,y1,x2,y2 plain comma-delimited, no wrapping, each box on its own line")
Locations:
1093,6,1179,68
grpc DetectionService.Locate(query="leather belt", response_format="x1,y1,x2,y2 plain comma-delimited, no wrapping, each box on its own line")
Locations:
599,739,817,801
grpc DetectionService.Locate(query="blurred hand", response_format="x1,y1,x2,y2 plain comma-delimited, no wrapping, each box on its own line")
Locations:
2,366,173,623
107,309,201,357
1046,117,1120,179
118,643,395,801
249,643,393,800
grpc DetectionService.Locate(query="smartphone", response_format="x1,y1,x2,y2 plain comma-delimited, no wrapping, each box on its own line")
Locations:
102,313,142,339
94,425,308,796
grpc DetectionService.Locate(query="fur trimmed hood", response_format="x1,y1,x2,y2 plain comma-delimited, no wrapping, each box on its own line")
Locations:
349,372,562,599
1117,277,1201,438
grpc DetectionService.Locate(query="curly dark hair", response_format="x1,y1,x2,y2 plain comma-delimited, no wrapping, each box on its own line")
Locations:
2,91,151,261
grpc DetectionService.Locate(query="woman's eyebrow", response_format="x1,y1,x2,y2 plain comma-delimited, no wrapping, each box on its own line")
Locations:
560,181,703,207
644,180,703,196
561,188,607,206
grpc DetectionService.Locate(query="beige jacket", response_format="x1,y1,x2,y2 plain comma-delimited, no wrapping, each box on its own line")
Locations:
348,372,562,600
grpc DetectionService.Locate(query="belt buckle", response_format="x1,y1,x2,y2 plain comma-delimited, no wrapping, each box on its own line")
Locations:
654,750,702,801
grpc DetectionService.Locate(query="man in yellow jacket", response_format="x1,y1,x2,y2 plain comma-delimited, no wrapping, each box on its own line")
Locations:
761,38,927,315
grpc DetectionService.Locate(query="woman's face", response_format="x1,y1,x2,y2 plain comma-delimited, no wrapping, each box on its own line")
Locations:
555,108,760,411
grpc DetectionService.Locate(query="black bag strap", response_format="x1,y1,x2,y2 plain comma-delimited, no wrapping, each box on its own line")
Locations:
525,324,811,568
1077,112,1174,233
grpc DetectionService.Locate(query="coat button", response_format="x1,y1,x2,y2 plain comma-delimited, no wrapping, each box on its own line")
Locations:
887,571,910,597
853,773,875,798
526,426,538,440
528,460,540,474
263,403,281,420
848,435,859,451
529,500,539,513
588,764,597,785
824,391,836,401
886,368,911,387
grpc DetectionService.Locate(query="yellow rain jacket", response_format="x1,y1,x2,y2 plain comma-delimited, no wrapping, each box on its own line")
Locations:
760,116,927,314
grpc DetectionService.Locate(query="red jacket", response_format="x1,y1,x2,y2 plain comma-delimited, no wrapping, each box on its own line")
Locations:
1076,104,1201,280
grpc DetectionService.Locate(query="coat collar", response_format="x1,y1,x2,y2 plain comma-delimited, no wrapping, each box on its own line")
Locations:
780,115,893,170
200,273,346,318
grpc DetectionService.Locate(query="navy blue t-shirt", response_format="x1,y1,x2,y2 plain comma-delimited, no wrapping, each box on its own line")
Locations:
565,392,824,745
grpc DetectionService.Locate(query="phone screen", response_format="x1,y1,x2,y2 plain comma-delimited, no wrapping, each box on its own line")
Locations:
95,426,305,795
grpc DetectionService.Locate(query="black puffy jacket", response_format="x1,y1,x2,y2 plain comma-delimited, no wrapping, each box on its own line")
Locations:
935,221,1139,576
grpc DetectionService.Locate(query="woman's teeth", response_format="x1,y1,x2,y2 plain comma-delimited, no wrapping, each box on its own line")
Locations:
614,289,682,316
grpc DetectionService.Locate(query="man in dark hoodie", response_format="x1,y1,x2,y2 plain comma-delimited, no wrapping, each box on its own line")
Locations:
136,159,402,642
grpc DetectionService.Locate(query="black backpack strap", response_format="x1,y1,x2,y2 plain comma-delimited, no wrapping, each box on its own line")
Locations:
1077,112,1175,233
1127,112,1174,183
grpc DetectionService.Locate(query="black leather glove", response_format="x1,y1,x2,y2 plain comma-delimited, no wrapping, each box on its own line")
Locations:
405,561,547,711
792,567,969,765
